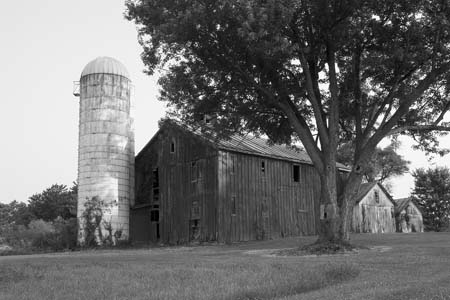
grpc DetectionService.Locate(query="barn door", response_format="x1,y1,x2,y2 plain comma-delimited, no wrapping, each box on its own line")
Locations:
189,200,201,242
255,196,269,240
150,208,160,241
262,197,269,238
258,171,270,240
295,189,308,235
151,167,160,242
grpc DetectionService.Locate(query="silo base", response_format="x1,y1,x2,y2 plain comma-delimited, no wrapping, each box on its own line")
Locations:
77,196,129,246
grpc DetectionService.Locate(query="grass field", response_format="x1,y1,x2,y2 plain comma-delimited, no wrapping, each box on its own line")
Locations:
1,233,450,300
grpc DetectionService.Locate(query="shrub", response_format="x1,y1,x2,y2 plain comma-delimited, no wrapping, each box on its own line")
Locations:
53,217,78,250
29,218,78,251
0,224,32,249
79,196,124,247
0,218,78,254
80,196,105,247
28,219,57,249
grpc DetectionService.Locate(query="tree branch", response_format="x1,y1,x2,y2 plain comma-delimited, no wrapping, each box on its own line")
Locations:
297,48,330,147
229,58,325,171
433,101,450,125
351,47,364,154
289,19,330,146
278,98,325,171
357,62,450,166
365,67,419,135
378,63,450,137
388,125,450,136
327,40,339,153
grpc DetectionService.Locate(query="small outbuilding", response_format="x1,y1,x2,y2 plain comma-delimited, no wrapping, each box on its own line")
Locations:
393,198,424,233
351,182,396,233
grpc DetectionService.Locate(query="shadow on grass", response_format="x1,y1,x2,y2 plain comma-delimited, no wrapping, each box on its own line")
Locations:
378,275,450,300
0,266,29,286
276,241,370,257
228,263,359,300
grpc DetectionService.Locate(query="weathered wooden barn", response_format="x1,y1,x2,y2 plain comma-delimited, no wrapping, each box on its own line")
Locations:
393,198,424,233
130,121,348,244
351,182,396,233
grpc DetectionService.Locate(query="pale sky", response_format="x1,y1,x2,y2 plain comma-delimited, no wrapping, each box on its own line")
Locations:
0,1,165,203
0,0,449,204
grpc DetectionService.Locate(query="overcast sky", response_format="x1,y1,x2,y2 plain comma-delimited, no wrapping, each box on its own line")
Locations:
1,0,449,204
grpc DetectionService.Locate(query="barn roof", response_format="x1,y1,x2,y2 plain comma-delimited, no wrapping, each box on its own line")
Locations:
137,120,350,171
393,197,423,215
394,197,411,212
354,182,394,204
212,133,314,165
354,182,377,203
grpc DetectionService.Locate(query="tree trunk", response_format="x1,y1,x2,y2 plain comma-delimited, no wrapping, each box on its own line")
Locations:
316,165,363,245
338,173,363,242
316,162,342,243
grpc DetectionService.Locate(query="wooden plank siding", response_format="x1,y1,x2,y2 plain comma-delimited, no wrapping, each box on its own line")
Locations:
351,184,396,233
394,199,424,233
132,122,325,245
131,124,219,244
217,150,320,243
129,205,152,243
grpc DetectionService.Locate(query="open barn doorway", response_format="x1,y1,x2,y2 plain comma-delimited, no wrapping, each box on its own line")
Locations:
190,200,201,242
150,208,160,240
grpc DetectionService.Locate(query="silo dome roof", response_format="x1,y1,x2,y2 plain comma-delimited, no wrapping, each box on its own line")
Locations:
81,56,130,79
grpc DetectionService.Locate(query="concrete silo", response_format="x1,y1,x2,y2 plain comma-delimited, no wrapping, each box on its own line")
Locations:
75,57,134,244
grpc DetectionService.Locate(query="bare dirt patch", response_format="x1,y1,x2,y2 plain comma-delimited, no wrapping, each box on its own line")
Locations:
245,244,391,258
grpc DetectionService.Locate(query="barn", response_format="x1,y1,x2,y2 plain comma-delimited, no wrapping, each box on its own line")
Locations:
351,182,396,233
130,120,348,244
393,198,424,233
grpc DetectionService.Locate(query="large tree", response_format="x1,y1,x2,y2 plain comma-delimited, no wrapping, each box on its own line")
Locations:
412,167,450,231
126,0,450,244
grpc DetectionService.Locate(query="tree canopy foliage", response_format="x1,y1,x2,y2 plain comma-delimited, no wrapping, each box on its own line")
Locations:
337,141,409,183
126,0,450,243
1,183,78,252
412,166,450,231
0,201,34,227
28,183,77,222
1,183,78,228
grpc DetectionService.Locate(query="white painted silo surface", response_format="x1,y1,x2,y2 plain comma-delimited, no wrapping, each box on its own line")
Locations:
77,57,134,244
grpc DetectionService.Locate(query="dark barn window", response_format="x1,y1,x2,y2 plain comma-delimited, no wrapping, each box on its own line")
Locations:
152,168,159,187
261,160,265,173
293,165,300,182
374,191,380,203
152,168,159,202
190,220,200,241
150,209,160,240
170,140,175,153
150,210,159,222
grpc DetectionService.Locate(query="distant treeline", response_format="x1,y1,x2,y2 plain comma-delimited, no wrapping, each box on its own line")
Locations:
0,183,78,255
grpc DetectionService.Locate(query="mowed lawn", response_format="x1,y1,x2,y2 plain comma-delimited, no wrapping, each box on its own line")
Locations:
1,233,450,300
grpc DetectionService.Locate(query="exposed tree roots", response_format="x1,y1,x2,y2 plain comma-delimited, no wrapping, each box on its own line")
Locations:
276,241,369,256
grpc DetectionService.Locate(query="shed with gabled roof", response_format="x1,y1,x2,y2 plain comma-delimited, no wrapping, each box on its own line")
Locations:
131,120,348,244
393,198,423,233
351,182,396,233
